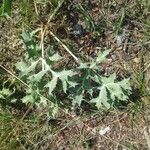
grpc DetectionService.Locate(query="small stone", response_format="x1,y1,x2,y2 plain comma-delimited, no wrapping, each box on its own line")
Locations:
99,126,111,135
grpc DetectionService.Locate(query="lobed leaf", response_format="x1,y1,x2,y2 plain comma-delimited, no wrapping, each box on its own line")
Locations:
91,73,131,109
49,53,62,61
16,60,39,76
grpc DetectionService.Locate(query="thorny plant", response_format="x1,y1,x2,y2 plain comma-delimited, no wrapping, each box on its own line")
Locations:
13,29,132,111
0,0,132,115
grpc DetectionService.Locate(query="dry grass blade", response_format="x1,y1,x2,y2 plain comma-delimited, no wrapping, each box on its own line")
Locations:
144,127,150,150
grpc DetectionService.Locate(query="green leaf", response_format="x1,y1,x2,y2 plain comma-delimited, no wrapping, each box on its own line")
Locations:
45,69,76,95
90,73,131,109
72,94,84,106
58,69,76,93
21,31,32,43
101,73,116,84
106,83,126,100
68,81,78,88
0,88,12,99
45,75,58,95
78,63,89,69
15,61,28,73
0,94,4,99
21,31,38,58
89,49,111,69
82,71,91,90
21,94,35,104
16,60,39,76
28,69,48,82
0,88,11,96
118,78,132,91
49,53,62,61
96,49,111,63
91,86,110,109
11,98,17,103
0,0,12,16
39,97,48,107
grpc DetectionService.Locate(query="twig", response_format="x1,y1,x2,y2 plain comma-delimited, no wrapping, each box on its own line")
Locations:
49,31,81,64
40,25,45,70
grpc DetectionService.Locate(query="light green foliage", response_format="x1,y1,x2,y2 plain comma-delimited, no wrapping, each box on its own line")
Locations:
45,69,76,95
0,88,12,99
49,52,63,61
74,51,131,109
0,87,17,105
16,60,39,76
21,31,40,58
91,74,131,109
72,94,84,106
16,30,132,110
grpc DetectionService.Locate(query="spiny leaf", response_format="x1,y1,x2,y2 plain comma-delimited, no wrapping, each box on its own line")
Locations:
72,94,84,106
91,73,131,109
16,60,39,76
89,49,111,69
101,73,116,84
78,63,89,69
39,97,48,107
21,31,38,58
106,83,127,101
15,61,28,73
91,86,110,109
45,75,58,95
57,69,76,93
21,94,34,104
118,78,132,91
0,88,12,99
28,69,48,82
21,31,32,43
96,49,111,63
45,69,76,95
49,53,62,61
68,81,78,88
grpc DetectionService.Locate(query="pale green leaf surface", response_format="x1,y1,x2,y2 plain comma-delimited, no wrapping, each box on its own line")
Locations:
96,49,111,63
45,69,76,95
39,97,48,107
21,95,34,104
101,73,116,84
15,61,28,73
58,69,76,93
16,60,39,76
0,94,4,99
72,94,84,106
28,69,48,82
45,76,58,95
91,73,131,109
118,78,132,91
49,53,62,61
68,81,78,88
21,31,31,43
91,86,110,109
0,88,11,96
78,63,89,69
